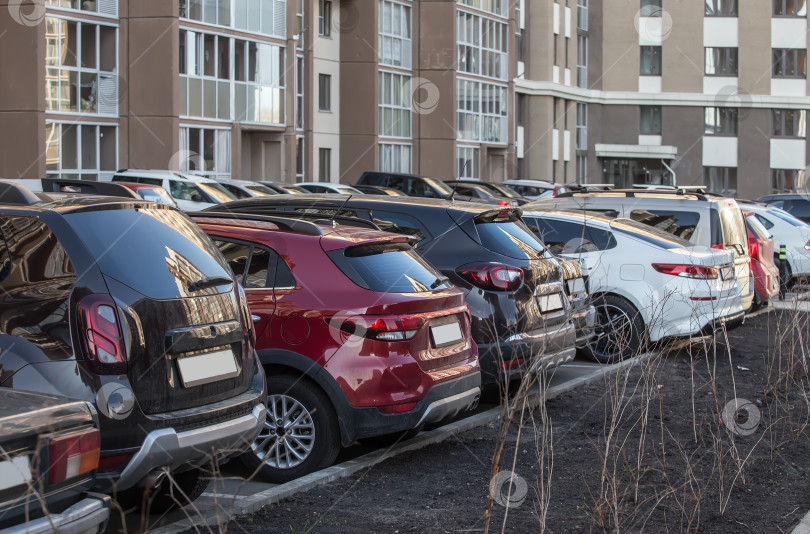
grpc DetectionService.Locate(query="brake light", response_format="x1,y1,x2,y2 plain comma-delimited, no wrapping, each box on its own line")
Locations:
48,428,100,484
497,200,510,206
77,294,127,374
331,314,425,342
711,243,725,250
456,263,524,291
748,239,759,259
652,264,719,279
805,240,810,251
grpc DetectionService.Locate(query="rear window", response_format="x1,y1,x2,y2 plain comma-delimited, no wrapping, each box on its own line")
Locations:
720,207,747,250
786,199,810,220
527,217,617,254
745,215,772,241
769,207,807,227
246,184,277,196
197,182,237,203
475,215,547,260
610,218,691,250
65,207,232,299
327,243,451,293
629,209,700,241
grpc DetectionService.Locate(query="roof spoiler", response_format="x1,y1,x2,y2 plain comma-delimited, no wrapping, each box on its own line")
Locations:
41,178,141,199
0,180,40,205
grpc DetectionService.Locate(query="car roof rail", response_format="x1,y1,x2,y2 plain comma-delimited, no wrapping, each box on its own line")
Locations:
190,211,327,236
0,180,40,205
41,178,141,199
557,188,708,201
212,203,382,230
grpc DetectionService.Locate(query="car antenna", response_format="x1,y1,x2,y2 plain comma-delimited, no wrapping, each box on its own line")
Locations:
329,194,352,227
450,160,469,203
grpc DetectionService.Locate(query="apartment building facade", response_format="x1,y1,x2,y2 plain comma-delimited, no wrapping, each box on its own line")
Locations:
0,0,518,184
517,0,810,198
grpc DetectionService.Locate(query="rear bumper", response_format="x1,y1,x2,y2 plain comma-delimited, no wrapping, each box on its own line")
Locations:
572,304,596,348
340,370,481,443
477,320,577,384
0,494,110,534
104,403,266,491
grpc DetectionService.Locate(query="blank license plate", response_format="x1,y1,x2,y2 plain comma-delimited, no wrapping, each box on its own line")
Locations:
720,266,734,280
177,349,239,387
0,456,31,491
539,293,564,312
567,278,586,294
430,322,463,348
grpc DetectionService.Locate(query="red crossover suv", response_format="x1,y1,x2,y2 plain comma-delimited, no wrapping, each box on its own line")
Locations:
193,213,482,482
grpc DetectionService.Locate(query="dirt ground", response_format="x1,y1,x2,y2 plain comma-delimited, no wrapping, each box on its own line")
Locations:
227,308,810,534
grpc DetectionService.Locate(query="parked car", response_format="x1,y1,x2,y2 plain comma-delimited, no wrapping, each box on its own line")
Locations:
111,169,237,210
208,196,577,386
533,189,755,311
193,212,481,482
739,202,810,284
113,181,179,207
743,210,780,309
557,258,596,350
298,182,364,195
356,171,456,199
521,209,745,362
758,193,810,223
257,181,310,195
0,389,110,533
219,179,279,199
442,181,520,207
444,180,529,205
353,184,409,196
0,181,266,511
37,177,181,209
503,179,572,200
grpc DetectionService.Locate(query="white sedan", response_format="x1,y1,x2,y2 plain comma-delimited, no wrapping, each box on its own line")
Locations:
521,210,745,363
740,202,810,282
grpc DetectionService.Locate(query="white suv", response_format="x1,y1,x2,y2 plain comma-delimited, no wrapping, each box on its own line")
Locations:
111,170,236,211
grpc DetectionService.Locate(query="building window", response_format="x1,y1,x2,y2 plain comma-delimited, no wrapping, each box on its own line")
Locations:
180,126,231,180
295,56,304,129
576,103,588,150
705,167,737,196
319,0,332,37
705,0,738,15
457,146,480,179
47,0,118,15
705,47,738,76
180,31,285,124
773,0,807,16
640,0,662,17
379,0,412,68
457,11,508,80
772,109,807,137
319,74,331,111
296,136,305,181
179,0,287,38
640,46,662,75
319,148,331,181
458,0,506,17
379,143,412,173
577,155,588,182
379,72,411,138
296,0,305,49
457,78,508,143
179,0,230,26
704,107,738,136
45,122,117,181
640,106,662,135
773,49,808,78
771,169,805,192
577,35,588,87
577,0,589,30
45,17,118,115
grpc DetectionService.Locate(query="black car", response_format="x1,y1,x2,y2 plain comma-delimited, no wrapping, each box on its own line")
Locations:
0,388,110,533
207,195,577,385
353,184,408,196
257,181,309,195
0,182,266,511
758,194,810,223
444,180,529,206
356,171,456,199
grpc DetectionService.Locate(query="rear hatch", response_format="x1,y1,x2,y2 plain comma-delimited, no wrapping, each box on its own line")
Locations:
64,206,254,415
325,238,474,373
717,203,752,295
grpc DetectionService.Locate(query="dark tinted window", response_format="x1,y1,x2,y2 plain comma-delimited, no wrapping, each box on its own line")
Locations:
755,213,775,230
216,240,250,282
785,199,810,220
371,211,430,245
138,177,163,186
221,184,251,199
245,247,270,288
66,207,232,299
328,243,450,293
360,173,387,186
629,209,700,241
273,255,296,288
610,218,690,250
475,215,547,260
214,240,295,289
528,217,617,254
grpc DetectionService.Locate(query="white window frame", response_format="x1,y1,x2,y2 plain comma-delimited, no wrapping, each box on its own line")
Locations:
45,121,118,181
379,0,412,69
180,125,232,180
379,71,412,138
379,142,412,173
457,146,480,179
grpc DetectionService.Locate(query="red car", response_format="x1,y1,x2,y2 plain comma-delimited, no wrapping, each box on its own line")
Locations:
193,213,481,482
744,210,780,309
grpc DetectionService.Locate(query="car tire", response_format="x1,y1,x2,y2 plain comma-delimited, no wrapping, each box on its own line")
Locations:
116,466,209,514
240,374,340,484
583,294,645,364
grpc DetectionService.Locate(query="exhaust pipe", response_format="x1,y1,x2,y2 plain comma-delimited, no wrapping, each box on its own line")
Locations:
139,469,168,489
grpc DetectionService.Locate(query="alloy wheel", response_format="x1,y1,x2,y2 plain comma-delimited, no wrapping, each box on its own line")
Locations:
252,394,316,469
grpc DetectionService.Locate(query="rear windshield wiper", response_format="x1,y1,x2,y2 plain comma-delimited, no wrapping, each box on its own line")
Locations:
430,276,450,289
188,276,233,292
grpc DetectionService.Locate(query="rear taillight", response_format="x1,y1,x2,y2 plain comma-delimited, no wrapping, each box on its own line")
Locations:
331,314,425,342
748,239,759,259
456,263,524,291
652,264,719,280
711,243,725,250
77,294,127,374
48,428,100,484
497,200,510,206
805,240,810,251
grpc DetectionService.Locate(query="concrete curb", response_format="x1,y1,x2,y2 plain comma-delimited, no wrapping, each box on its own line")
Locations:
150,353,650,533
793,510,810,534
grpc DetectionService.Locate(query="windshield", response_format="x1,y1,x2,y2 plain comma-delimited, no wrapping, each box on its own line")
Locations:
610,218,692,250
328,243,451,293
136,187,177,207
768,207,807,227
422,177,454,196
487,183,521,198
246,184,277,196
66,207,232,299
198,182,238,203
